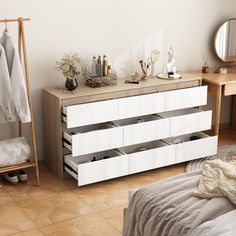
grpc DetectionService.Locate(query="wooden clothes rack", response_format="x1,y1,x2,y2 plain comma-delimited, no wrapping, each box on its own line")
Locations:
0,17,40,185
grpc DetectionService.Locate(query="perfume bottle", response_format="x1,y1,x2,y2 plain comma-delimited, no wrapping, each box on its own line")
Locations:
102,55,108,76
96,56,102,76
92,56,97,75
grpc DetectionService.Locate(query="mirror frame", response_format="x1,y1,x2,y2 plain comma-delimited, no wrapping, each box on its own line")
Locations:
214,18,236,63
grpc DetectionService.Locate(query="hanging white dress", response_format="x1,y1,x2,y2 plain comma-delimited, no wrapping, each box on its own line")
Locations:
0,31,31,123
0,43,18,123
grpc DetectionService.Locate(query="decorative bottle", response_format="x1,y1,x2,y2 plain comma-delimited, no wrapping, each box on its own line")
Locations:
92,56,96,75
96,55,102,76
102,55,108,76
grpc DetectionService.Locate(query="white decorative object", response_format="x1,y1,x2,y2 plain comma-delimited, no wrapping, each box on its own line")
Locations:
167,47,176,74
149,49,160,76
0,137,31,167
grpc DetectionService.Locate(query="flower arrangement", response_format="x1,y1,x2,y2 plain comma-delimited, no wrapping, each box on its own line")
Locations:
55,52,81,80
149,49,160,64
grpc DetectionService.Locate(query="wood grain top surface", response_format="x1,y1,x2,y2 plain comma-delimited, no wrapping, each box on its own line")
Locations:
43,73,201,101
193,69,236,86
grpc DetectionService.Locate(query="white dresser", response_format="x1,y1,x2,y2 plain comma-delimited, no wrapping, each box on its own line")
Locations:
43,74,217,186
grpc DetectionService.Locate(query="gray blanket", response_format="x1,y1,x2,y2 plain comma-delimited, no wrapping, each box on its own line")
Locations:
123,171,235,236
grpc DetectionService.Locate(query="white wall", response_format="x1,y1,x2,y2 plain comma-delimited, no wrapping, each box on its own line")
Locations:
1,0,236,159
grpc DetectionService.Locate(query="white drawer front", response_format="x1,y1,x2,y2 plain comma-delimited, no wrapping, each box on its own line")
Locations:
129,145,175,174
175,134,218,163
123,118,170,146
170,110,212,137
73,127,123,156
65,99,118,128
118,93,165,119
78,155,129,186
165,86,207,111
68,127,123,156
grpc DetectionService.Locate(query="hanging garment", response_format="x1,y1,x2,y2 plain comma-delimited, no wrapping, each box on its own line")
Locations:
0,43,18,123
0,31,31,123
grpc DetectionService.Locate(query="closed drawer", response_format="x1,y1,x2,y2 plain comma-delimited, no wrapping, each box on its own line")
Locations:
159,108,212,137
165,86,207,111
64,150,129,186
63,122,123,156
62,99,118,128
166,132,218,163
224,83,236,96
114,114,170,146
118,93,165,119
120,141,175,174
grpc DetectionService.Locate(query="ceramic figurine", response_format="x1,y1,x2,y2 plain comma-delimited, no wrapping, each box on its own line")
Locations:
131,72,141,81
167,47,176,77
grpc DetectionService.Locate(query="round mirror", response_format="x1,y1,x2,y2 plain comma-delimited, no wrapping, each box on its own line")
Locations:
215,18,236,63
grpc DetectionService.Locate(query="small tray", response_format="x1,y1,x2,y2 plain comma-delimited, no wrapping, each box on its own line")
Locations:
157,73,182,80
83,74,117,88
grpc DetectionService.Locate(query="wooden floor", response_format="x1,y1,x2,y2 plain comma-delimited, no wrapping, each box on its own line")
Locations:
1,128,236,236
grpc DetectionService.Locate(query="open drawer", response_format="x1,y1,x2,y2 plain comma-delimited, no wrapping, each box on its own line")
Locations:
165,132,218,163
158,108,212,137
114,114,170,146
120,140,175,174
165,86,207,111
64,150,129,186
62,99,118,128
63,122,123,156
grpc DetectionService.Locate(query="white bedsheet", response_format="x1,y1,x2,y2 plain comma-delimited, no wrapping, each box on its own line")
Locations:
191,209,236,236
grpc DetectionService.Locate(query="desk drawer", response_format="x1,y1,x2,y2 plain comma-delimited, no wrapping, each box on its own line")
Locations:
159,108,212,137
165,132,218,163
120,141,175,174
63,122,123,156
62,99,118,128
118,93,165,119
165,86,207,111
224,83,236,96
114,115,170,146
64,150,129,186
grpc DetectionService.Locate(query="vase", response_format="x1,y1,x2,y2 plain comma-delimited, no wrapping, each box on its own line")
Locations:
151,61,159,77
65,78,78,91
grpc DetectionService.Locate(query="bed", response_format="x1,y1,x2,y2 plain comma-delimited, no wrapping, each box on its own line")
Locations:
123,170,236,236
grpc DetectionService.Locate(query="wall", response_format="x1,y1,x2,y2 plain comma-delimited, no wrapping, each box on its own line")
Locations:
1,0,236,159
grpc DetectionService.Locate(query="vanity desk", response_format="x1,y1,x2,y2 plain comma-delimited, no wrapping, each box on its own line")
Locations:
43,74,217,186
193,70,236,135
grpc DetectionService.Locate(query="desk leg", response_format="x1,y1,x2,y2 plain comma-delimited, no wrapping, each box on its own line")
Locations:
215,85,222,135
231,95,236,129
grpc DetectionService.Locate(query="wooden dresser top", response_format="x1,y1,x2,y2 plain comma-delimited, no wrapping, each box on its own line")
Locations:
43,73,202,105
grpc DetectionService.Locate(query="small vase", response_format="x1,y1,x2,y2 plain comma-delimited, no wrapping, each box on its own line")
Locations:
65,78,78,91
151,61,159,76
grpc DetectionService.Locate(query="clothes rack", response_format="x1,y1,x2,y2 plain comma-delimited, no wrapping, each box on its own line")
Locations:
0,17,40,186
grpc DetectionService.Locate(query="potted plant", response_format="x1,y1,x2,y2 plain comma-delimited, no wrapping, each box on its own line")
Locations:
55,52,81,91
